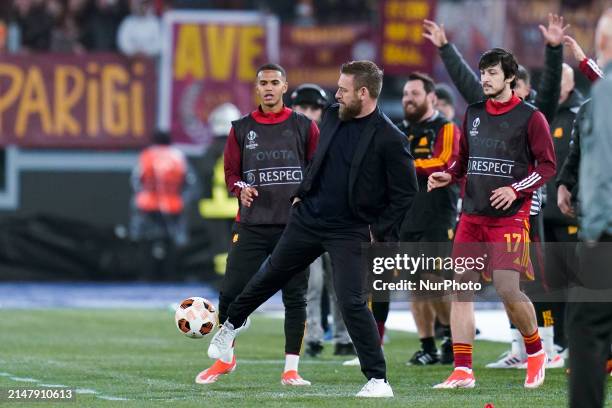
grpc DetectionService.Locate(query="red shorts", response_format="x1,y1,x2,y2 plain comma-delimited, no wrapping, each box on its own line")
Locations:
452,214,533,282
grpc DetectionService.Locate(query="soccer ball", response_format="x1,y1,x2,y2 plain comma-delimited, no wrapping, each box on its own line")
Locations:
174,297,217,339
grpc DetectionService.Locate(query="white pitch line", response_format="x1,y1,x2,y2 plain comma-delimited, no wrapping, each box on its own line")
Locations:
75,388,98,394
201,390,351,399
238,359,341,365
9,377,39,382
98,396,130,401
1,373,130,401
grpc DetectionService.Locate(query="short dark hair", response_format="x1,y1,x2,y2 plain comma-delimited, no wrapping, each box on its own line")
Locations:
256,63,286,79
407,72,435,94
478,48,519,89
516,65,531,86
435,83,455,106
340,60,383,99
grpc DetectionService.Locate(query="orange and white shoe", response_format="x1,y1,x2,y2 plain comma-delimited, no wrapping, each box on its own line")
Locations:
195,357,236,384
433,367,476,389
281,370,311,386
524,350,546,389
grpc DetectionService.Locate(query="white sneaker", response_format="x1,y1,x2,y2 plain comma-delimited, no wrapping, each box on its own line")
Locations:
485,350,527,368
342,357,360,366
555,345,569,359
546,354,565,369
355,378,393,398
207,319,249,361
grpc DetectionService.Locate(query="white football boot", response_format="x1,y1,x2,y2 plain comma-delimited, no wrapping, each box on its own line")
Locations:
355,378,393,398
207,318,250,361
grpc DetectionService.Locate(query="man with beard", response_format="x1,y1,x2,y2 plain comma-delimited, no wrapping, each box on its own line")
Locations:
195,63,319,386
207,60,418,397
397,72,460,366
428,48,556,389
290,84,356,358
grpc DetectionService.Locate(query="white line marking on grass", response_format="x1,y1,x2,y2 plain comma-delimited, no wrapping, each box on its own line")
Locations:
98,396,130,401
2,369,132,402
201,391,351,399
238,359,340,365
75,388,98,394
9,377,39,382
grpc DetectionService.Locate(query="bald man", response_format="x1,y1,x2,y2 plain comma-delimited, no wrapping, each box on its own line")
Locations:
541,62,584,363
568,9,612,408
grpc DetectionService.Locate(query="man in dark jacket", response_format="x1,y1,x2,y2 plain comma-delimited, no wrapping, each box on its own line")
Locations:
569,10,612,406
207,60,418,398
541,64,584,359
556,101,588,218
423,14,567,368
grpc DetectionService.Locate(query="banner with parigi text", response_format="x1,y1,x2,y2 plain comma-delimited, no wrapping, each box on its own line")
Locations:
158,11,279,147
0,54,156,148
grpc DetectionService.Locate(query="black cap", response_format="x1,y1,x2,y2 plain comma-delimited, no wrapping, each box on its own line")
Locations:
434,83,455,106
290,83,328,108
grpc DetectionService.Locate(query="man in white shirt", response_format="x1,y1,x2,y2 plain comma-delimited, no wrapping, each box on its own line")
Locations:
117,0,161,57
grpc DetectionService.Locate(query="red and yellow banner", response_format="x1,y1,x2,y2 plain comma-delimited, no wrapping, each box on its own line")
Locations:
0,54,156,148
280,24,376,88
159,11,279,146
379,0,437,75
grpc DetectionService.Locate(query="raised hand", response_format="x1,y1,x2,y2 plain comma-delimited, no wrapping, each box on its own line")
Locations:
423,19,448,48
539,13,570,47
563,35,586,63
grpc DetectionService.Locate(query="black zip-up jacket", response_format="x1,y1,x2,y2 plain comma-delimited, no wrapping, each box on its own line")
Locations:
294,104,418,242
438,43,562,123
544,89,584,224
556,99,591,212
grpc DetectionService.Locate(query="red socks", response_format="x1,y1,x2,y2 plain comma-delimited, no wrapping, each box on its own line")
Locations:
452,330,540,371
453,343,473,369
522,329,543,356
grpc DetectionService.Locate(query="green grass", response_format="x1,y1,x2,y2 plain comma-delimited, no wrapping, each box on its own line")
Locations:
0,309,596,407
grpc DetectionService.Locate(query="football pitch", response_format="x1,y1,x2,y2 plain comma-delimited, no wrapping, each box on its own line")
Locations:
0,310,591,407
